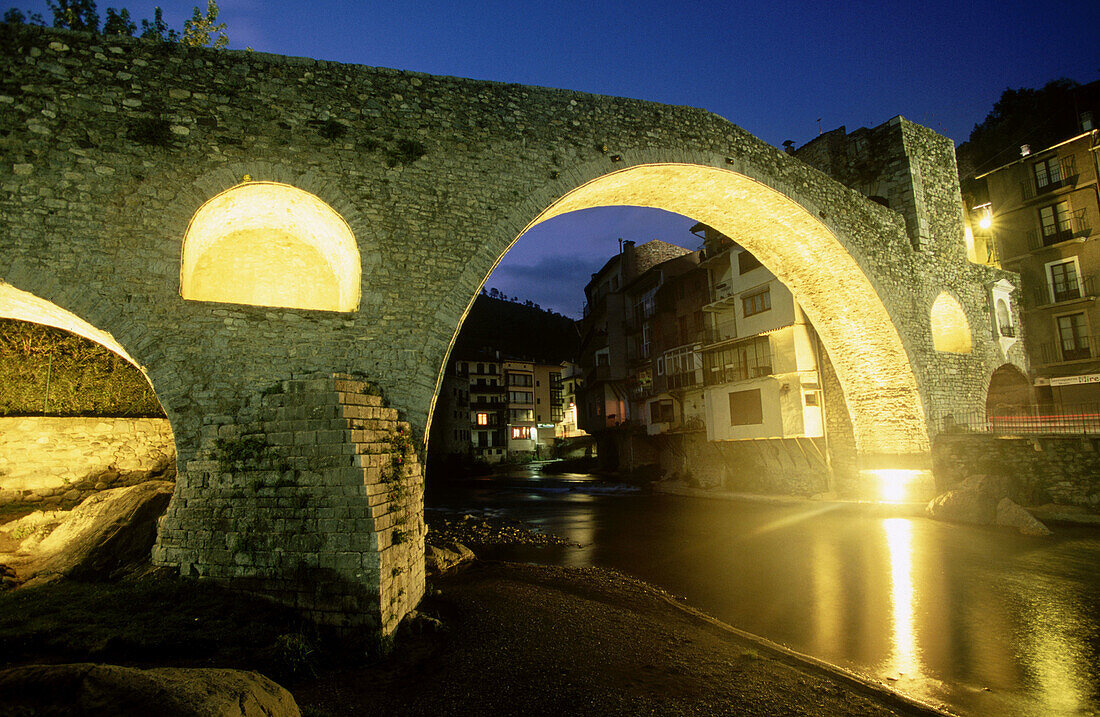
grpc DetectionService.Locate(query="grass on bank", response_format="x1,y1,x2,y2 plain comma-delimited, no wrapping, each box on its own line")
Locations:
0,319,164,417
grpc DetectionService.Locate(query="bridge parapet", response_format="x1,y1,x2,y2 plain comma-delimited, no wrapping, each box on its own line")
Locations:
152,373,424,636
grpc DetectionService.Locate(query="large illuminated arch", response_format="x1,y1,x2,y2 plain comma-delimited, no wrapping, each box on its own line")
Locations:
180,182,361,312
503,163,929,455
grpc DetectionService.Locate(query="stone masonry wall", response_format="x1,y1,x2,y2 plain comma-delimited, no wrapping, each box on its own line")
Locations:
0,416,175,508
932,433,1100,509
152,374,425,635
0,24,1018,466
659,432,830,496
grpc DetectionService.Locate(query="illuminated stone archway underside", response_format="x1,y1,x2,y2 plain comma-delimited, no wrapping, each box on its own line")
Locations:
180,182,361,312
929,292,973,354
510,163,929,456
0,281,139,366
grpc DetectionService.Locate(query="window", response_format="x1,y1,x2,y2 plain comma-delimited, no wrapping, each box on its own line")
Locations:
1057,312,1091,361
729,389,763,425
664,346,700,389
650,399,674,423
703,336,772,385
509,409,533,422
508,372,533,387
476,413,488,426
742,287,771,317
1033,156,1064,194
803,391,819,407
738,250,762,274
1048,259,1082,303
996,299,1015,337
508,391,533,404
1039,202,1072,245
511,426,532,440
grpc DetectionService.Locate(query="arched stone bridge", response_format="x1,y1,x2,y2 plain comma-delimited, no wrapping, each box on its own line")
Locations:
1,25,1022,634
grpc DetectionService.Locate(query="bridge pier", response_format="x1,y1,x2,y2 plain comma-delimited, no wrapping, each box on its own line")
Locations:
152,374,424,637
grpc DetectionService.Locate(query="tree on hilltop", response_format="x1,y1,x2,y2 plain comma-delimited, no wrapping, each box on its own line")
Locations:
957,78,1098,180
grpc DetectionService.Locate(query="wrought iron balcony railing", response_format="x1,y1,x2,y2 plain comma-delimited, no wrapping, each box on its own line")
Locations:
1028,274,1097,308
1026,209,1091,250
1036,335,1100,364
1020,155,1077,201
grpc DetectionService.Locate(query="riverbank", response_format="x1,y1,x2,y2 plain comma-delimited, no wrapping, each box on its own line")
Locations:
297,561,945,716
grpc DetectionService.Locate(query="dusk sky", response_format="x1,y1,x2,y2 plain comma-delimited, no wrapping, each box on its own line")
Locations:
8,0,1099,316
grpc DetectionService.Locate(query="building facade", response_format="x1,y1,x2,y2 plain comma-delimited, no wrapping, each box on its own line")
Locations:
966,127,1100,407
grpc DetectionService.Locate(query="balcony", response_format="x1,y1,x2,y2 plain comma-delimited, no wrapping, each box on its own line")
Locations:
1028,274,1097,308
702,320,738,345
1026,209,1091,250
703,361,774,386
1037,335,1100,364
1020,155,1077,201
702,284,738,312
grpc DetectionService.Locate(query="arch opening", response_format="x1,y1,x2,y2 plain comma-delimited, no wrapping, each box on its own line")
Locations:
464,163,929,458
930,292,972,354
180,182,361,312
0,283,177,515
986,364,1032,417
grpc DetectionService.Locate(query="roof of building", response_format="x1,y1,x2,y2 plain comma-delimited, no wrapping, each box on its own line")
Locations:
632,240,693,275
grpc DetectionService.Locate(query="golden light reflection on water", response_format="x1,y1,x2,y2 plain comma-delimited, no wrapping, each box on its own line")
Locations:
884,518,920,681
1017,572,1090,714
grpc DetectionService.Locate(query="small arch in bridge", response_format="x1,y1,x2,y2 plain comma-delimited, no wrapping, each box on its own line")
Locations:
986,364,1032,416
180,182,361,312
930,292,972,354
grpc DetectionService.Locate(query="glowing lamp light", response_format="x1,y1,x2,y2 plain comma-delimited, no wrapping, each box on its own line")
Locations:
978,214,992,230
865,469,930,503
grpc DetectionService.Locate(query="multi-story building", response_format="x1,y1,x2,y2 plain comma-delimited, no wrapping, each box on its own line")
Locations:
556,361,584,438
577,239,701,439
433,353,568,463
694,224,824,440
966,126,1100,406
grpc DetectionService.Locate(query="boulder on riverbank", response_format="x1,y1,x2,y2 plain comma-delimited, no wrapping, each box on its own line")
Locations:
0,481,173,586
926,474,1051,535
0,663,299,716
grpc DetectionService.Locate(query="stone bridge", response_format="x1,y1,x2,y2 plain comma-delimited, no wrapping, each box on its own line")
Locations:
1,25,1023,635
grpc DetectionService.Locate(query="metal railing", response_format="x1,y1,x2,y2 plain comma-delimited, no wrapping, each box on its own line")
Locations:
703,320,737,345
1020,155,1077,200
940,402,1100,435
1026,209,1091,250
1028,274,1097,308
1035,335,1100,364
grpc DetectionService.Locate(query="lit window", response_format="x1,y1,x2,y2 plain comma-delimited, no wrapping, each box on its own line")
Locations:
511,426,531,440
476,413,488,426
742,288,771,317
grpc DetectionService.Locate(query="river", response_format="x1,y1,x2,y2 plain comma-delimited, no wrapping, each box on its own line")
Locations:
427,470,1100,717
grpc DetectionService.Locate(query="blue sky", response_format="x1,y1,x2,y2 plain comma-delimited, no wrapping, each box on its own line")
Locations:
6,0,1099,315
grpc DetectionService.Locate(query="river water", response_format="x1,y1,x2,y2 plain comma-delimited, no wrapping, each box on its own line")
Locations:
427,470,1100,717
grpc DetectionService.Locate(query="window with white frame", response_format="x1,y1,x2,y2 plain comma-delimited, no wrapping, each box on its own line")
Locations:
1046,258,1083,303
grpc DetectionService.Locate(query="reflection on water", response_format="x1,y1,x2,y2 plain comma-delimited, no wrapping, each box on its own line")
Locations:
883,518,919,683
430,472,1100,717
